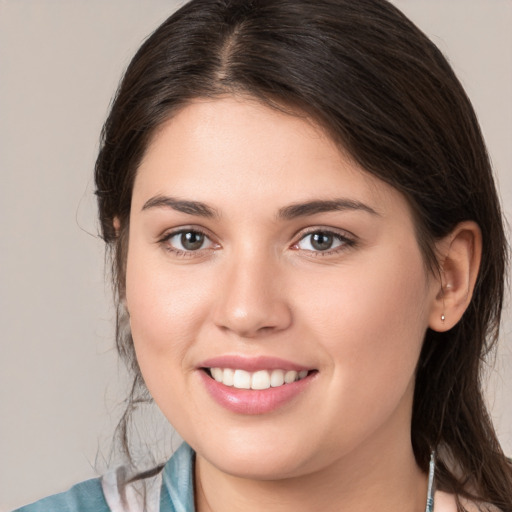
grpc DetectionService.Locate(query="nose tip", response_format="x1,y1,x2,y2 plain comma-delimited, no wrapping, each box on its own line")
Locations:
212,262,292,338
217,304,292,338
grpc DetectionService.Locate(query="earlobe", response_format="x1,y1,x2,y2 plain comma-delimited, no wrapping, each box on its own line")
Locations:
429,221,482,332
113,217,121,236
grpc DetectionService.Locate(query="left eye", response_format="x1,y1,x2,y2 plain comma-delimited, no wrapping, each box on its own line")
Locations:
295,231,348,252
166,230,214,251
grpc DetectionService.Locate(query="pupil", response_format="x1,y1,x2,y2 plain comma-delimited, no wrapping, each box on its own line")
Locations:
311,232,333,251
181,231,204,250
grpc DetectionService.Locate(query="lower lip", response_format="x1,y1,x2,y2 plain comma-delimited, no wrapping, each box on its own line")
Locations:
199,370,315,415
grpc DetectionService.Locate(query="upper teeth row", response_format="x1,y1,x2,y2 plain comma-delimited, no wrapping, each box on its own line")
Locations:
210,368,309,390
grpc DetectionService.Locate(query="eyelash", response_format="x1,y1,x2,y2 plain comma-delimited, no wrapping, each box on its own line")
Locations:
159,228,218,257
292,228,356,257
158,227,356,258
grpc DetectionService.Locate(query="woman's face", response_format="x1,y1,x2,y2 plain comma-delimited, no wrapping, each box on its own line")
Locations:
126,96,439,479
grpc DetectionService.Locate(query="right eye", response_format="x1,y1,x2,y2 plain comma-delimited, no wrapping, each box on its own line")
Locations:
162,229,217,254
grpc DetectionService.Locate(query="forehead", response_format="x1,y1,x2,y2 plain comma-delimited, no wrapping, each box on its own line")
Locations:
132,96,407,220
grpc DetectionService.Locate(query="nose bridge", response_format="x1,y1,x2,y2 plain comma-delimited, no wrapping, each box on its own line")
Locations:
213,245,292,337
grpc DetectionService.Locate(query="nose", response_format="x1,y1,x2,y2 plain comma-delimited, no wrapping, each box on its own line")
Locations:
212,255,293,339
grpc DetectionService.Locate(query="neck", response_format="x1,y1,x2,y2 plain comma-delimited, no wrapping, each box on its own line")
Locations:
194,413,428,512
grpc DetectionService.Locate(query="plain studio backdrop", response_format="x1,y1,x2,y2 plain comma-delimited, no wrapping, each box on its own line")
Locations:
0,1,511,510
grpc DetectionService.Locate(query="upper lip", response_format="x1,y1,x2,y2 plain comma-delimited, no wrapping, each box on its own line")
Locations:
198,355,312,372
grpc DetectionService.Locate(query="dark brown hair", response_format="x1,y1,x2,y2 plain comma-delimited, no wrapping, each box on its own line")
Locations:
95,0,512,509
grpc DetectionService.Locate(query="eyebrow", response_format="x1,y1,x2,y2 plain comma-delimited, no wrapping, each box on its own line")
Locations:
141,195,378,220
141,195,219,218
278,199,379,219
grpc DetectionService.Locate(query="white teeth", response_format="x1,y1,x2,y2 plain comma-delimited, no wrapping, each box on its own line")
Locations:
284,370,298,383
270,369,284,387
233,369,251,389
223,368,234,386
251,370,271,390
209,368,309,389
211,367,223,382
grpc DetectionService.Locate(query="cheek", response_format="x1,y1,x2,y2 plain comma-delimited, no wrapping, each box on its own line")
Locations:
301,245,431,394
124,241,212,375
124,249,215,428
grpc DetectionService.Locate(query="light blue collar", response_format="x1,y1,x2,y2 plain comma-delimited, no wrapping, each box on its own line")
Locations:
161,443,196,512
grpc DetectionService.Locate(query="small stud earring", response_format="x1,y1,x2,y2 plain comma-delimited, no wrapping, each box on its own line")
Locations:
441,314,445,322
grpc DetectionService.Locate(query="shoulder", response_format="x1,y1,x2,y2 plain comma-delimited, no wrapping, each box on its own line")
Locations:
102,465,162,512
458,497,503,512
13,477,110,512
13,466,163,512
11,443,195,512
434,491,503,512
103,443,196,512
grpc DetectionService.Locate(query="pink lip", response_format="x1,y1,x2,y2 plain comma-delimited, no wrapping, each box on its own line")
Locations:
197,359,317,415
198,355,310,372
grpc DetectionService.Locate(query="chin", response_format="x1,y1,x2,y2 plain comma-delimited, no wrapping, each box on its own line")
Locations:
210,452,309,481
192,429,317,480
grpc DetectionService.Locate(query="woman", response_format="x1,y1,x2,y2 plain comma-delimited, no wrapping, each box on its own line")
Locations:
15,0,512,511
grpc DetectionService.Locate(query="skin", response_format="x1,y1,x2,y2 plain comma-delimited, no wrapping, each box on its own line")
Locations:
124,96,481,512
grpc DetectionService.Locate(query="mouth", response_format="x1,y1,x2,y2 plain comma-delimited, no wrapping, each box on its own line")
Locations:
203,367,313,390
197,356,318,414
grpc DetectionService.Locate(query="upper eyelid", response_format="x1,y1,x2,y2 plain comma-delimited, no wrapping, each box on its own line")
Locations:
293,226,356,241
159,225,214,241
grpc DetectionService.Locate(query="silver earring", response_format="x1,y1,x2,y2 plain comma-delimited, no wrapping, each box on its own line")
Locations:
441,314,445,322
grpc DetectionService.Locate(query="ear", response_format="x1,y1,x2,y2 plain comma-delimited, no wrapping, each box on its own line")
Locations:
429,221,482,332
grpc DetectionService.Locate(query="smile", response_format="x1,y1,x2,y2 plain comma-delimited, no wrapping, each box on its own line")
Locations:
208,368,310,390
198,357,317,414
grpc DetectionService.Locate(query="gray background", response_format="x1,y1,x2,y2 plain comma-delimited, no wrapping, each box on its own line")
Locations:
1,1,511,510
